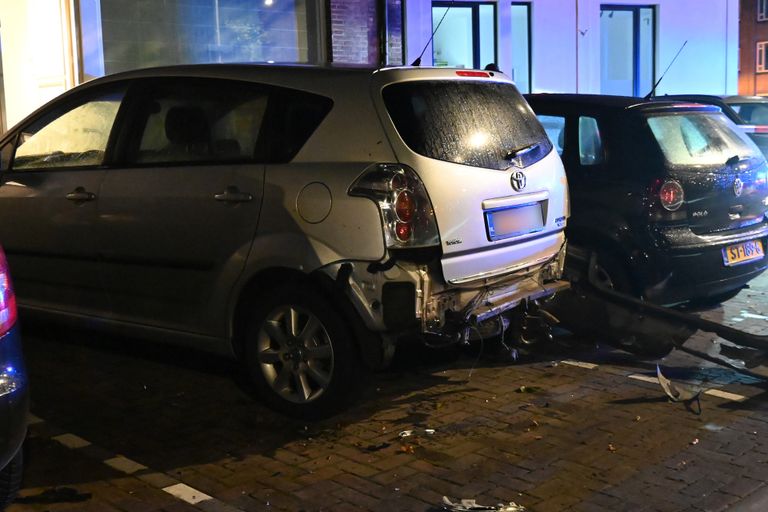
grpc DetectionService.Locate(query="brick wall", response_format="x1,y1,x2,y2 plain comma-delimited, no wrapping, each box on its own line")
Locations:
330,0,379,65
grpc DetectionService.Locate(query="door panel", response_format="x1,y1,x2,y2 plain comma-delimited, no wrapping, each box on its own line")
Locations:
0,85,126,314
95,78,271,337
96,164,264,336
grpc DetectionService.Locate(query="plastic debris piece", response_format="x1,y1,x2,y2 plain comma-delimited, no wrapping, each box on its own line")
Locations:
441,496,528,511
363,442,391,452
690,438,699,445
608,443,617,452
657,365,701,402
399,429,435,438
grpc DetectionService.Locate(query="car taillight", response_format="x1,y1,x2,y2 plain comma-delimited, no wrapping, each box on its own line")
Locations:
658,180,685,211
0,246,17,337
349,164,440,249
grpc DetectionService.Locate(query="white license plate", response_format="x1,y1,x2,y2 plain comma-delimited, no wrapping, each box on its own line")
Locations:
486,203,544,241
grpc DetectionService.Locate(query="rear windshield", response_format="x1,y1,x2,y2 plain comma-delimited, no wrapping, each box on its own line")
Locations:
647,112,763,167
382,81,551,170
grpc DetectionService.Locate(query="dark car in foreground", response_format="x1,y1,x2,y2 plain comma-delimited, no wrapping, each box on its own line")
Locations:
526,94,768,306
0,246,26,510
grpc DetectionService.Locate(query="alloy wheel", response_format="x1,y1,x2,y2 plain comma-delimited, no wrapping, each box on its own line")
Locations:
255,305,335,404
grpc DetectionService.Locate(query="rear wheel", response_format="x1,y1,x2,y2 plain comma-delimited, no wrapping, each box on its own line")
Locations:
244,286,361,419
0,445,23,510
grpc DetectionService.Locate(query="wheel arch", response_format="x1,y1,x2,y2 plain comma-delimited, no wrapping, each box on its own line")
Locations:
229,266,384,369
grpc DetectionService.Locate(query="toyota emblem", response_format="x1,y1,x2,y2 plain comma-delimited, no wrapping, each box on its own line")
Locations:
733,178,743,197
510,171,527,192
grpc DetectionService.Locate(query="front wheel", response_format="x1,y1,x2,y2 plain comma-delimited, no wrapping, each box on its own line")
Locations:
245,286,361,419
0,445,23,510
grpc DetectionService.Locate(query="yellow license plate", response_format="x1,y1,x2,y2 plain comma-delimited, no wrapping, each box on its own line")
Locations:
722,240,765,266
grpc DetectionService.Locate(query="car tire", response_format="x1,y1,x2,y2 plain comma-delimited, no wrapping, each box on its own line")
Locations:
244,285,361,419
0,445,23,510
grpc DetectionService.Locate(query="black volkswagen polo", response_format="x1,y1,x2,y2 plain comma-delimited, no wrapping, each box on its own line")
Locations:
526,94,768,305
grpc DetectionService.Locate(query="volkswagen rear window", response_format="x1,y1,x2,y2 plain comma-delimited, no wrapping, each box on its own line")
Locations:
647,112,763,167
383,81,551,170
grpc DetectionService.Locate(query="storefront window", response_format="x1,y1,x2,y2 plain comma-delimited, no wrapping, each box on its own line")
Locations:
77,0,318,78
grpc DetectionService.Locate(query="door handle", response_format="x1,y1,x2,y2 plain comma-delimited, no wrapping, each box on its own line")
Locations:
214,186,253,203
66,187,96,202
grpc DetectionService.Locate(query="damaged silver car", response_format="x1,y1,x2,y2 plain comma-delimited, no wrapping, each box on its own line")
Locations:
0,65,568,416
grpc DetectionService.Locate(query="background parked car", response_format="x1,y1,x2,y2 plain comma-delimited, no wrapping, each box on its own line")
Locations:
0,65,568,417
659,94,768,156
526,93,768,308
0,245,26,510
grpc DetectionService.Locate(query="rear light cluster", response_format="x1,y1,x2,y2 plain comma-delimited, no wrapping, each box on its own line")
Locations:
659,180,685,211
349,164,440,248
0,246,16,337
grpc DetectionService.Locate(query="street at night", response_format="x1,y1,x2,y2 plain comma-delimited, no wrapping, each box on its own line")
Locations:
9,273,768,512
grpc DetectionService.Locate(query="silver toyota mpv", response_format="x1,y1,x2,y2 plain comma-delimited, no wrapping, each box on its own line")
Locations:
0,65,569,416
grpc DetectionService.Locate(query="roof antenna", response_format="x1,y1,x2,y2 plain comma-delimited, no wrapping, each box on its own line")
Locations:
644,40,687,100
411,1,455,66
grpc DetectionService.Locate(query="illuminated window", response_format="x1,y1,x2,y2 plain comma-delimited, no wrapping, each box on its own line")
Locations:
758,41,768,73
759,0,768,21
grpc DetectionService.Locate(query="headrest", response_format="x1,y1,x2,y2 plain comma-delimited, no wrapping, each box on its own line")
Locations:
165,106,209,145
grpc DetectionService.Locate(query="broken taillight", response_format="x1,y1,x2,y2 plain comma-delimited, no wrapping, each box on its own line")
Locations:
349,164,440,249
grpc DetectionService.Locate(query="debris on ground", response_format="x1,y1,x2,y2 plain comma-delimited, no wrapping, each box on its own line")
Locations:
656,365,703,414
608,443,617,452
399,428,436,438
441,496,528,511
514,385,541,394
690,438,699,445
15,487,92,504
362,442,391,452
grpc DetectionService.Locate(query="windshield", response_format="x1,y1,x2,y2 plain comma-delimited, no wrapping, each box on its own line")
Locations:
647,111,763,167
382,81,551,170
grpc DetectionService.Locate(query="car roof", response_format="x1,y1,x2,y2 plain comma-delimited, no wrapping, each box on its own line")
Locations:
723,95,768,104
525,93,721,114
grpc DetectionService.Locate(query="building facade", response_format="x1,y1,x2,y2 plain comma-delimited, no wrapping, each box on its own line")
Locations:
739,0,768,95
0,0,739,131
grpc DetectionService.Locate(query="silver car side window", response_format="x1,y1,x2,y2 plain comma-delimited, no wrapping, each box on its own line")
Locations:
131,81,270,166
12,89,126,171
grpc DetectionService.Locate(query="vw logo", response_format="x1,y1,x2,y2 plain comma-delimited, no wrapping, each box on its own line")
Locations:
510,171,527,192
733,178,743,197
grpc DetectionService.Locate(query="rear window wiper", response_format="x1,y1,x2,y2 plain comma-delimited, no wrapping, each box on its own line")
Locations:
505,143,539,161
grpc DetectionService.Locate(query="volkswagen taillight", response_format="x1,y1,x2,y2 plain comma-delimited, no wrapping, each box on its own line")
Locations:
0,246,17,337
659,180,685,211
349,164,440,249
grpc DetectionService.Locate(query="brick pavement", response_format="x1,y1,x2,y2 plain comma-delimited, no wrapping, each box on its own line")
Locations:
8,274,768,512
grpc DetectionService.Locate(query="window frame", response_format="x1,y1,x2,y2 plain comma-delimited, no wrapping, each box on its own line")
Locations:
431,1,498,70
511,2,532,94
7,82,130,173
600,4,656,97
758,41,768,73
759,0,768,22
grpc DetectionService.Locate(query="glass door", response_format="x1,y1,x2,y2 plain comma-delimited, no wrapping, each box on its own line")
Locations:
432,2,497,69
600,5,655,96
511,2,531,93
